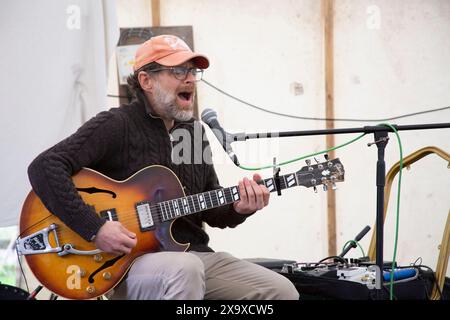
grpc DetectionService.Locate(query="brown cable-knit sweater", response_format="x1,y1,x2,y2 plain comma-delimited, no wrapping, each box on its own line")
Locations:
27,93,249,252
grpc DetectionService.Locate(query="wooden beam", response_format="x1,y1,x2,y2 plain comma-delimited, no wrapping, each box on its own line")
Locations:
322,0,337,256
151,0,161,26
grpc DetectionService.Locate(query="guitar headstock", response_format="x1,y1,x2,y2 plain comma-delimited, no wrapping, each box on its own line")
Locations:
296,156,345,191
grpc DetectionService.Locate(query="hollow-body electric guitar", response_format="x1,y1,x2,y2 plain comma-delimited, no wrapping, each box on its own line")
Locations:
17,157,344,299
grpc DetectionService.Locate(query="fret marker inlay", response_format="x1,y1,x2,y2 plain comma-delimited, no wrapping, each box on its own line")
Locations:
265,179,274,192
287,174,296,187
182,198,190,213
218,190,225,204
173,200,180,216
199,194,206,209
231,187,239,201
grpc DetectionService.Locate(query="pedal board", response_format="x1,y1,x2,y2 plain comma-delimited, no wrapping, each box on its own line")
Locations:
250,258,431,299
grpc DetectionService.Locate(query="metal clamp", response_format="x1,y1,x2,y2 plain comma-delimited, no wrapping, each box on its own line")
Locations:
273,157,282,196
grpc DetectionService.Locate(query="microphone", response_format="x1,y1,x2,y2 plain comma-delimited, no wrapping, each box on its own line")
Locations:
354,225,371,242
339,225,371,258
201,108,240,166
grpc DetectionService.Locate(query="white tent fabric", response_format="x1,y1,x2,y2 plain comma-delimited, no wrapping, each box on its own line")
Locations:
0,0,118,226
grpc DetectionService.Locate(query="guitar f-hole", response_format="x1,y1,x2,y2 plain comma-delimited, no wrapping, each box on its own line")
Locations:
76,187,117,198
88,254,124,284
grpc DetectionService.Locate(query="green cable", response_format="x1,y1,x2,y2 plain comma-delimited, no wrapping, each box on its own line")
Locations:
342,240,366,257
237,133,367,171
379,123,403,301
235,125,402,301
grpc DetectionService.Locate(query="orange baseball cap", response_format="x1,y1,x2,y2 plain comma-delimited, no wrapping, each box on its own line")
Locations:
133,35,209,71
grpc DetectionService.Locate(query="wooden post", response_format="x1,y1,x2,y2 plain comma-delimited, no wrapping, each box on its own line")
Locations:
151,0,161,27
322,0,337,256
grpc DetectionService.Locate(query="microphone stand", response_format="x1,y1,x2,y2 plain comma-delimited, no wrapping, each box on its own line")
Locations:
228,122,450,296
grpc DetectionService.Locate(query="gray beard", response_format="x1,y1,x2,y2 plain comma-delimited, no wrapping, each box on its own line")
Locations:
152,82,193,122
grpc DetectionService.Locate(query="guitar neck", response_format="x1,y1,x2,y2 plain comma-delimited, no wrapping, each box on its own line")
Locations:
156,172,300,222
133,158,343,228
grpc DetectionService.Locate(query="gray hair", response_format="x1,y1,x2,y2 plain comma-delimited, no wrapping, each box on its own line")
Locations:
126,62,162,97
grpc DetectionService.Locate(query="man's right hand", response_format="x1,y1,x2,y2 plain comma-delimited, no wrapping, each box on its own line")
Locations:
94,221,137,255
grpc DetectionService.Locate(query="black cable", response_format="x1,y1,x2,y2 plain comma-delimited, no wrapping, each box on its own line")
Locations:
415,264,443,300
382,285,398,300
389,263,442,300
15,244,30,293
412,257,423,266
391,263,443,300
106,79,450,121
201,79,450,122
315,255,347,266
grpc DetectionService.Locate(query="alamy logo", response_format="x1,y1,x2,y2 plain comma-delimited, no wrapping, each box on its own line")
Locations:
66,265,81,289
163,36,189,50
366,5,381,30
66,5,81,30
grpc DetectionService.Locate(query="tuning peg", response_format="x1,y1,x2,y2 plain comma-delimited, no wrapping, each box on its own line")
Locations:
323,184,328,192
314,157,320,164
306,159,314,171
331,182,337,190
324,154,329,161
313,186,318,193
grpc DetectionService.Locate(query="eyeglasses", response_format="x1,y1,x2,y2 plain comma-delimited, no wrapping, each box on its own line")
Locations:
149,66,204,81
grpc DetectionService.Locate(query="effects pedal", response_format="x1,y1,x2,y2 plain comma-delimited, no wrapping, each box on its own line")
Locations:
281,262,339,279
336,266,378,289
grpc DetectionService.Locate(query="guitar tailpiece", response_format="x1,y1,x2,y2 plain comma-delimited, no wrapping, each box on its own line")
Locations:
16,223,62,255
16,223,102,256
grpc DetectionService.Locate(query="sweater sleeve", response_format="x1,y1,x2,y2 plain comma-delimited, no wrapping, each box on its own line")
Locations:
27,110,123,241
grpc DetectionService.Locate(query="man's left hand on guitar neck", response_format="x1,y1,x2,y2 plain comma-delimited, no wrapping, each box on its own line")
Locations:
233,173,270,215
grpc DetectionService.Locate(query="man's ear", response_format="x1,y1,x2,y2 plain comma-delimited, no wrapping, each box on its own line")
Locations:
138,71,153,92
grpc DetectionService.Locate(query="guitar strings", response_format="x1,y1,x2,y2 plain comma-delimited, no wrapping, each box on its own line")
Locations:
26,165,333,246
52,191,247,244
46,180,285,244
74,172,301,220
27,172,322,245
48,197,239,245
46,184,249,243
70,168,322,227
52,175,305,245
91,170,322,227
39,176,306,245
77,177,291,226
21,160,334,239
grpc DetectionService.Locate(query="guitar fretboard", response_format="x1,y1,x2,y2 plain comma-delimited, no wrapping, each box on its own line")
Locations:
150,172,301,222
132,158,342,230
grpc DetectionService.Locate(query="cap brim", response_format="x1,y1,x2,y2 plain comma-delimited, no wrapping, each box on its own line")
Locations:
156,51,210,69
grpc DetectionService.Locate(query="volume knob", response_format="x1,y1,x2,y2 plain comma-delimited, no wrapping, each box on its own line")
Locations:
86,286,96,294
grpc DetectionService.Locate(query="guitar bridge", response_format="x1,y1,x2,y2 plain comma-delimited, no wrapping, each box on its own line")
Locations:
16,223,62,255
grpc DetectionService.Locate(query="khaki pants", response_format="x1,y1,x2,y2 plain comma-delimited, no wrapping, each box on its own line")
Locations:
110,251,299,300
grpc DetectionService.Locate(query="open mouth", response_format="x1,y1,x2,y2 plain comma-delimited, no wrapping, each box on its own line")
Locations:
177,91,193,102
